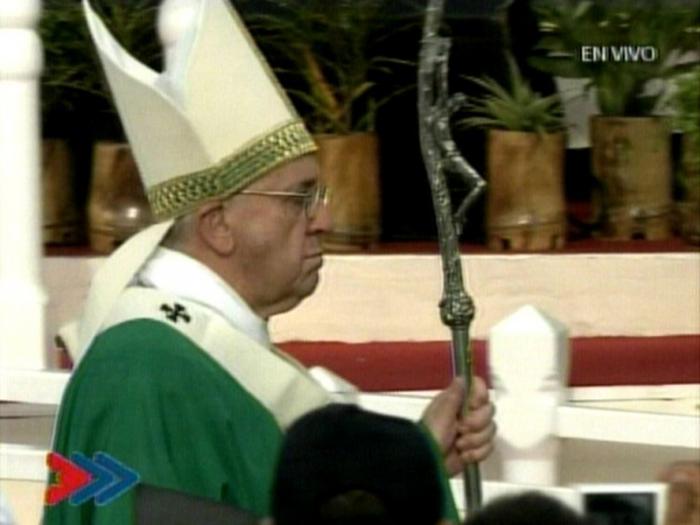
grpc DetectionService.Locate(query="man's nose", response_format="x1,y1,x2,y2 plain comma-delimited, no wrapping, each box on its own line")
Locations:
308,201,333,233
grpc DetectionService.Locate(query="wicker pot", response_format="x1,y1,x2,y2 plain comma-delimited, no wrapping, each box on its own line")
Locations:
87,142,153,253
42,139,82,244
591,116,672,240
486,129,566,250
315,132,381,252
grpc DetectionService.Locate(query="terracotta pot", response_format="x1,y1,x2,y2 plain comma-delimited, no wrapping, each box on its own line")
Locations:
590,116,672,240
87,142,153,253
677,132,700,245
486,129,566,250
42,139,82,244
315,132,381,252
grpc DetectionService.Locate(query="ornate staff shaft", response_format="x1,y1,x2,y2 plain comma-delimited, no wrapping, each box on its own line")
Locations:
417,0,486,515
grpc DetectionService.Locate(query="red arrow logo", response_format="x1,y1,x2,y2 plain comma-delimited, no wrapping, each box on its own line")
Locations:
45,452,92,505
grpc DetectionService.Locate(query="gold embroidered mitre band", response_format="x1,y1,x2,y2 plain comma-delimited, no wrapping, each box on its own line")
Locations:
84,0,316,220
148,120,316,219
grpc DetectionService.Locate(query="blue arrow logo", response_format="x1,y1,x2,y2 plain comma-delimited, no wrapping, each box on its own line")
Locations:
69,453,114,505
65,452,139,506
93,452,139,505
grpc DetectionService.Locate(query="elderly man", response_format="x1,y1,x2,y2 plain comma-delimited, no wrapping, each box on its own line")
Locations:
44,0,495,524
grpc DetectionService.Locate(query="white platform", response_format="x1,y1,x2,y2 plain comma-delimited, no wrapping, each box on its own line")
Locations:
43,251,700,352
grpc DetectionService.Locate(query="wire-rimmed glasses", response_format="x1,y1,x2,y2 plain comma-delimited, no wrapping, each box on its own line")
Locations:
239,183,329,220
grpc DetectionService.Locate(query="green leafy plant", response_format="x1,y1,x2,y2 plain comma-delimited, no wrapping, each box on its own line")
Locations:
41,0,161,137
458,58,564,133
41,0,97,117
240,0,415,134
672,66,700,191
529,0,700,116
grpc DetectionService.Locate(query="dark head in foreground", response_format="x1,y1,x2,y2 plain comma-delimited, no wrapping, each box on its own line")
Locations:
464,491,591,525
272,404,446,525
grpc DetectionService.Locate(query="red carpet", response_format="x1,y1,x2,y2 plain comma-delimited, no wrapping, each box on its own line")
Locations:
58,336,699,392
280,336,700,392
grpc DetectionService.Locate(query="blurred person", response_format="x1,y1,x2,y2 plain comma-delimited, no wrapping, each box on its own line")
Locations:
464,491,590,525
272,404,452,525
658,461,700,525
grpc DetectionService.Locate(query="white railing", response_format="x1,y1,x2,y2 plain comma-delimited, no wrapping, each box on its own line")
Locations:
360,306,698,486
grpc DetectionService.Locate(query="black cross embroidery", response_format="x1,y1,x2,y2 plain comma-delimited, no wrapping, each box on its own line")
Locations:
160,303,191,323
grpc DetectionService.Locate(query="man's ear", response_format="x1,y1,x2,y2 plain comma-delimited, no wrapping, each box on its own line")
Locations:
195,201,236,255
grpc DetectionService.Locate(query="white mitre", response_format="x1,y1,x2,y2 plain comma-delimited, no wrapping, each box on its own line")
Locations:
84,0,315,220
61,0,316,361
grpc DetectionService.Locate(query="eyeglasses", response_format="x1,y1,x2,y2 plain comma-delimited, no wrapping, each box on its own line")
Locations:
239,183,330,219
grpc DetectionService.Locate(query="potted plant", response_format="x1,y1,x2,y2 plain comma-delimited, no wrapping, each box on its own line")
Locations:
40,0,100,245
671,66,700,244
458,58,567,251
241,0,414,251
530,0,700,240
41,0,161,253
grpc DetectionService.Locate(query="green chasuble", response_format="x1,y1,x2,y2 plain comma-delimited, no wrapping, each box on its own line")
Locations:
45,319,284,524
44,287,460,524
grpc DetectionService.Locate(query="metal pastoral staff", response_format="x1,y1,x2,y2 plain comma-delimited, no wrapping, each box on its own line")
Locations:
418,0,487,514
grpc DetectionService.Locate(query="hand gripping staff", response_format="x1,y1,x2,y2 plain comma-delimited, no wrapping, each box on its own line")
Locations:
417,0,486,515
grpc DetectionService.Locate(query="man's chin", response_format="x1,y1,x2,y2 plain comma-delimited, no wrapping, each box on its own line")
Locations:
266,272,322,317
302,271,321,295
295,269,321,301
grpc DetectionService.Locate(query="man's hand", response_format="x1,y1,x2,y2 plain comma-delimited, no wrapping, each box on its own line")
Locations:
421,376,496,476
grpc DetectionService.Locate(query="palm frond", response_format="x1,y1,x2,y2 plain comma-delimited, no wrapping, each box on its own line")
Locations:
457,56,564,133
241,0,414,133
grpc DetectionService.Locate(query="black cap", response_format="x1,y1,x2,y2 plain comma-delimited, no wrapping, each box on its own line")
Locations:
273,404,444,525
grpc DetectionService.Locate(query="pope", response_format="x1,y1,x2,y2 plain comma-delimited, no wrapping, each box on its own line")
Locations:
44,0,496,523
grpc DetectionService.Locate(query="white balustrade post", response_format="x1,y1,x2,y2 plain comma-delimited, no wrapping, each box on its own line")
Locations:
0,0,47,370
489,305,570,486
157,0,199,71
